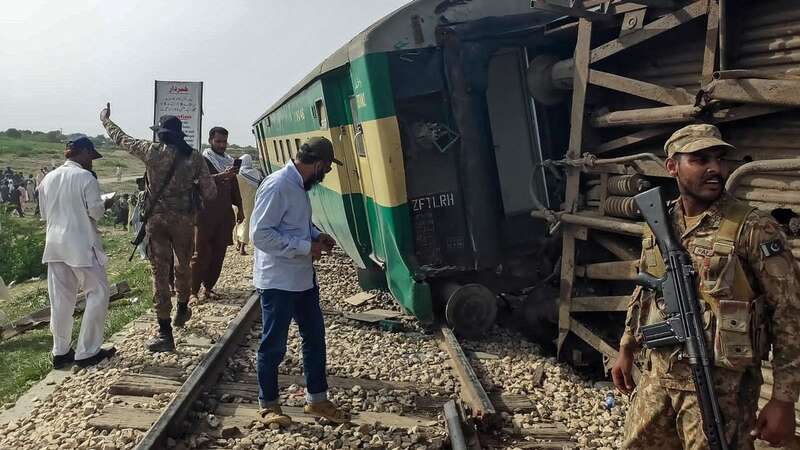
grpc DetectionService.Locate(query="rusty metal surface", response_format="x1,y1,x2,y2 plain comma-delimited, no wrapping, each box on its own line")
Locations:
531,210,644,236
603,196,641,219
526,0,800,366
575,260,639,280
437,327,497,428
704,78,800,107
737,1,800,77
725,158,800,193
607,175,651,197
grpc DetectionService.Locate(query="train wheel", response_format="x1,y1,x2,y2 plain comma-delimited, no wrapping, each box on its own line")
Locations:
443,283,497,338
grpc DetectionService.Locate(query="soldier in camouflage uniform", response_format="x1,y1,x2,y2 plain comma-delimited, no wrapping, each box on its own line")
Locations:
101,104,217,352
612,124,800,449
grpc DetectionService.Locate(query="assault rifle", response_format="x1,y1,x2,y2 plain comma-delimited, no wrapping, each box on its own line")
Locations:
128,215,147,262
633,187,729,450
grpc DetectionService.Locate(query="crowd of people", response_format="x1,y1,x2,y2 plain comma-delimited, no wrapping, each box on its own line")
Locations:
33,102,350,424
34,105,271,367
99,103,350,422
0,166,51,217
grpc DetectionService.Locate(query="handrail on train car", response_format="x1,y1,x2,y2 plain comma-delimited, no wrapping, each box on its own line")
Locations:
536,152,664,171
726,158,800,193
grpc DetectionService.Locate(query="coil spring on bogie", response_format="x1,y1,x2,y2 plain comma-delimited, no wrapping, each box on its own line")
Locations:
608,175,651,196
604,196,641,219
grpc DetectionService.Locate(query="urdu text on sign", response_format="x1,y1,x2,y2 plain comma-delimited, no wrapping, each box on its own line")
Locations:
154,81,203,150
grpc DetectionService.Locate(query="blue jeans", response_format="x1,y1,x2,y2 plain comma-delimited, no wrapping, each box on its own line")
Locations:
256,287,328,408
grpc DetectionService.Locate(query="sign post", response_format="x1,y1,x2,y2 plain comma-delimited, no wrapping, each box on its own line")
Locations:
153,81,203,150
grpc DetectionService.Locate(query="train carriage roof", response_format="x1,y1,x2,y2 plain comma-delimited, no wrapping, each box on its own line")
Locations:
254,0,554,125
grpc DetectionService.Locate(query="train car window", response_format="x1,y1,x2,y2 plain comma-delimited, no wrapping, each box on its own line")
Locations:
273,140,279,163
286,139,293,158
279,140,286,162
295,138,302,156
314,99,328,130
258,125,266,150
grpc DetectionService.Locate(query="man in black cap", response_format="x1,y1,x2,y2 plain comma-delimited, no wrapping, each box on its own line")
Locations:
250,136,350,426
101,103,217,352
38,137,116,368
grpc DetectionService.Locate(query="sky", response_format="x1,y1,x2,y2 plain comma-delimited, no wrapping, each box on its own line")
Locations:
0,0,412,146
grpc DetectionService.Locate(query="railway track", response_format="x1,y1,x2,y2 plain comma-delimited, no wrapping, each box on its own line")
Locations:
1,251,607,449
120,300,490,449
124,314,578,449
134,293,262,449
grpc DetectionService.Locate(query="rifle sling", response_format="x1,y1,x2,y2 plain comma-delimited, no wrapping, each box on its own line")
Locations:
141,151,184,223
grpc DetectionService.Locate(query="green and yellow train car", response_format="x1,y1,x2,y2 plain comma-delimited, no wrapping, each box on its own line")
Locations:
252,0,559,335
254,0,800,360
253,58,429,320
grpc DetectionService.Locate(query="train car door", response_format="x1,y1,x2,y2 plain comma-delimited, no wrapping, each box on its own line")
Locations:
349,95,386,266
486,47,548,217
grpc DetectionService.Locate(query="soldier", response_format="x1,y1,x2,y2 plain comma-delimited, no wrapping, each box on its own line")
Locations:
101,104,217,352
612,124,800,449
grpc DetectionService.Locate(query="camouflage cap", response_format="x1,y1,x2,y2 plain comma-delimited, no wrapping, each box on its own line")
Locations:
664,124,735,158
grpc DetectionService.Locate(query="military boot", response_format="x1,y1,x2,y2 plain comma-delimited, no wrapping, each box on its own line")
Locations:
147,319,175,352
173,302,192,328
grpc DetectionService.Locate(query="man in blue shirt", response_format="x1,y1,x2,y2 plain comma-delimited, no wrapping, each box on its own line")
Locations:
250,136,350,426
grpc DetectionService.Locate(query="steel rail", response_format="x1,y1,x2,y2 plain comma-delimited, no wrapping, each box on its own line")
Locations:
135,292,262,450
443,400,468,450
437,326,497,429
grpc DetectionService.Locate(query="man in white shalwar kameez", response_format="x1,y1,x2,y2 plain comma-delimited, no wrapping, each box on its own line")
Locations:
38,137,116,369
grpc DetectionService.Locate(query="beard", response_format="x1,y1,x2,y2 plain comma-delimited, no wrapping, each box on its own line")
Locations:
303,169,326,191
677,172,726,205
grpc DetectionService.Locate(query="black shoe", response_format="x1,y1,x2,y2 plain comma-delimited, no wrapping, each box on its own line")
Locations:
52,349,75,369
75,347,117,368
173,303,192,328
147,319,175,353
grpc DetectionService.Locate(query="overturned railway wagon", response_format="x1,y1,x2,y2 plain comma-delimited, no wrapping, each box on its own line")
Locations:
252,0,800,371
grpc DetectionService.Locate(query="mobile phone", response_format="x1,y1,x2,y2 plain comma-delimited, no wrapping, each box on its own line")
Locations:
233,158,242,172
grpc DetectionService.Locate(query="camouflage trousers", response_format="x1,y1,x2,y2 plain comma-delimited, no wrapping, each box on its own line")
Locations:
146,212,194,320
622,370,760,450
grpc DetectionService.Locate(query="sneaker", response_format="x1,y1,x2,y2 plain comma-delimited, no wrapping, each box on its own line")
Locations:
173,303,192,328
258,405,292,428
75,347,117,368
52,349,75,370
304,400,351,424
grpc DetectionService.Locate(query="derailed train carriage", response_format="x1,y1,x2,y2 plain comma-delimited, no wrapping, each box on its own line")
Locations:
252,0,800,372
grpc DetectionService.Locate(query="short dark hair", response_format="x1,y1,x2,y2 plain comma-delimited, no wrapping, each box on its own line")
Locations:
209,127,228,140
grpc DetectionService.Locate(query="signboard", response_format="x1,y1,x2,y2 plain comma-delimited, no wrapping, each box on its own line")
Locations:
153,80,203,150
